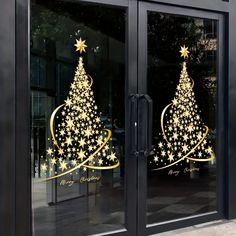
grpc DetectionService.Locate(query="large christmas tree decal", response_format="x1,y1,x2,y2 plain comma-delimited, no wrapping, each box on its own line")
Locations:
151,46,215,170
41,38,119,180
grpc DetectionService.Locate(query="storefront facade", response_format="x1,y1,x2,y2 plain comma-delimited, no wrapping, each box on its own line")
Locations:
1,0,236,235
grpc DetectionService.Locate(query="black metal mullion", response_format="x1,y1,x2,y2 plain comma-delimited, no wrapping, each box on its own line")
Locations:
76,0,129,7
227,1,236,220
216,13,227,219
137,3,148,235
139,2,222,20
15,0,31,235
0,0,16,235
139,0,229,13
126,1,139,235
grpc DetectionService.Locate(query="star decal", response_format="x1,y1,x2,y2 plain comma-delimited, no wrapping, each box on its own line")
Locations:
109,152,116,161
51,158,57,165
154,155,159,162
71,159,77,166
41,163,48,171
74,38,87,54
66,137,73,146
66,118,74,128
47,147,53,156
78,149,85,160
58,149,64,155
84,128,92,137
79,138,86,147
65,98,72,107
180,45,190,59
59,161,67,171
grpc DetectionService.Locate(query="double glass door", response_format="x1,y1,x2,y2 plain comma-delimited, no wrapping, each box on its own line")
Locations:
30,1,223,235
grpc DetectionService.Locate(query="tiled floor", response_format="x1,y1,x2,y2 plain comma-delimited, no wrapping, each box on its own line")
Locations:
32,172,218,236
154,220,236,236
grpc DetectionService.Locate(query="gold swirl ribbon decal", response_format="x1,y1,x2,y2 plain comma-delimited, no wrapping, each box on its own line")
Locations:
50,104,64,149
87,75,93,88
45,128,119,181
190,78,194,89
161,103,172,145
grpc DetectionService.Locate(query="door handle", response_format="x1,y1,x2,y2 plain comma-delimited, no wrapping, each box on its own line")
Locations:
128,94,138,156
128,94,153,157
144,94,153,153
138,94,153,156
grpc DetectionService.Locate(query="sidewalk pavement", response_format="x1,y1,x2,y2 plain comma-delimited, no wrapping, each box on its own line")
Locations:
154,220,236,236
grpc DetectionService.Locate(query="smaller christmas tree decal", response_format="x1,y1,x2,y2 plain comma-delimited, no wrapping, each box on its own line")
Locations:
151,46,215,170
41,38,119,180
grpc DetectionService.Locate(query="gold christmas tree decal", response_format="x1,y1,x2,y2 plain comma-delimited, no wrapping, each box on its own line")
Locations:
152,46,215,170
42,38,119,180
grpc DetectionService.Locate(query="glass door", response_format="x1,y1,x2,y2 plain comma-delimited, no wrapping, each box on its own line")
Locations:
30,1,136,236
138,2,225,235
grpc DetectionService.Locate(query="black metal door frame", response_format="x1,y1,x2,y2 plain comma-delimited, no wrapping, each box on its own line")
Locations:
1,0,236,236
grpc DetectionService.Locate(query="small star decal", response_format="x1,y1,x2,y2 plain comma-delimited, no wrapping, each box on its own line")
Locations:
47,147,53,156
59,161,67,171
41,163,48,171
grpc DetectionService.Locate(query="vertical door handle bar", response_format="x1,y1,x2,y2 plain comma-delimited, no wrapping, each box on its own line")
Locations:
128,94,152,157
138,94,153,156
143,94,152,155
129,94,138,156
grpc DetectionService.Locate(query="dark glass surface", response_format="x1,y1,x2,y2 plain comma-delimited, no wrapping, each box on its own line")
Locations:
147,13,217,224
31,1,126,235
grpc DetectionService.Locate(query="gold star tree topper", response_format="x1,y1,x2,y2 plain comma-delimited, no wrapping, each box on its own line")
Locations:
180,45,190,59
74,38,87,54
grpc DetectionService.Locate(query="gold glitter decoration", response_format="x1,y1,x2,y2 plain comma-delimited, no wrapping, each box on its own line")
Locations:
180,45,190,59
152,46,215,170
74,38,87,54
41,39,119,180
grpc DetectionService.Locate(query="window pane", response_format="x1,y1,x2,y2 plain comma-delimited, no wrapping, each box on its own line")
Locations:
31,1,126,235
147,12,217,224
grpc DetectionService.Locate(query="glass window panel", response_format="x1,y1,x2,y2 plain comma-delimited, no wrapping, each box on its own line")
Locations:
147,12,217,224
31,1,126,235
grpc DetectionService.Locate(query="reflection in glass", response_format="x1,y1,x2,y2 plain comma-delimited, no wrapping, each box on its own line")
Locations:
31,1,126,235
147,13,217,224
